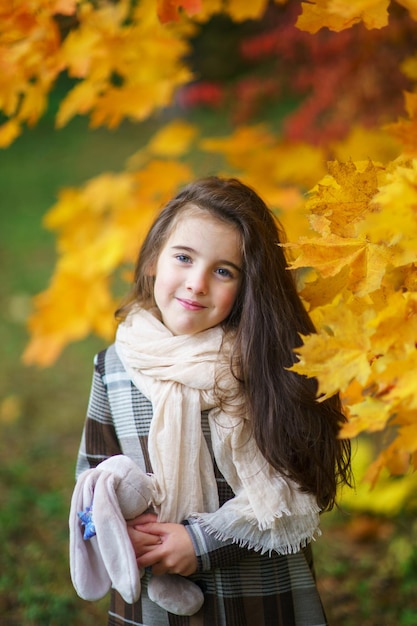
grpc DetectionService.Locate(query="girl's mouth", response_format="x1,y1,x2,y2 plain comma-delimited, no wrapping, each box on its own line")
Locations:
177,298,206,311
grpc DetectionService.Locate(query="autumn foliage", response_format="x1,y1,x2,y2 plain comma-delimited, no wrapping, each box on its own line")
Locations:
3,0,417,491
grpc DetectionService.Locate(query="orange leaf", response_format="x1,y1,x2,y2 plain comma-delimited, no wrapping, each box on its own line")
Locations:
51,0,77,16
296,0,389,33
157,0,202,22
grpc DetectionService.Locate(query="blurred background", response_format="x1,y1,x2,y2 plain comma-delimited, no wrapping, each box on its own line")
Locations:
2,2,417,624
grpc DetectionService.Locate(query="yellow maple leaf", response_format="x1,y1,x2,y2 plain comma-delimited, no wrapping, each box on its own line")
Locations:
328,0,390,28
357,354,417,460
381,353,417,411
352,243,392,296
291,304,373,397
385,92,417,157
0,118,21,147
91,76,193,131
23,270,117,367
306,160,385,238
146,120,198,157
396,422,417,455
200,124,275,163
368,291,417,354
341,378,365,406
55,81,101,128
282,153,417,469
55,0,194,129
0,1,62,133
359,159,417,263
272,190,312,244
286,234,365,278
332,125,401,164
341,396,393,438
296,0,389,32
299,268,351,308
185,0,288,23
18,82,49,126
58,6,105,79
57,229,127,278
44,172,135,250
201,127,326,190
223,0,269,21
271,142,327,189
286,234,389,296
296,0,358,32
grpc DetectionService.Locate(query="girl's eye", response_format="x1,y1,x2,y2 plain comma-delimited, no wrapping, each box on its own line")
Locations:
216,267,233,279
175,254,191,263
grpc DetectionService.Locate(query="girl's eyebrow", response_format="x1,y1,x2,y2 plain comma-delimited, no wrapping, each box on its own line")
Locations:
171,245,241,273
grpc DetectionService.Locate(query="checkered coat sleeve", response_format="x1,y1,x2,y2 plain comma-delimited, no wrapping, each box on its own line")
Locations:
75,345,328,626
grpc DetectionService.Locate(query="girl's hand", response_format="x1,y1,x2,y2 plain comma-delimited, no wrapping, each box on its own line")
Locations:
127,513,160,560
132,520,198,577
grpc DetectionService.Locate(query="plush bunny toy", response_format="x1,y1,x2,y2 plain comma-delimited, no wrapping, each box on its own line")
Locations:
69,455,204,616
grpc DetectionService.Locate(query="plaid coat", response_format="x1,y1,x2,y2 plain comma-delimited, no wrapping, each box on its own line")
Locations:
76,345,328,626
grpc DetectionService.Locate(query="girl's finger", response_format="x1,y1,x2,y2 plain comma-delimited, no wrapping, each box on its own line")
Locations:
127,512,158,527
133,521,164,534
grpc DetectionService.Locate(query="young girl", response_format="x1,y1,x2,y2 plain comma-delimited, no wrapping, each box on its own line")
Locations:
75,176,351,626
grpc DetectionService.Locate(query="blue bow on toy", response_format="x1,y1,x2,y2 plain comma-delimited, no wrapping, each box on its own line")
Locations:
78,505,96,540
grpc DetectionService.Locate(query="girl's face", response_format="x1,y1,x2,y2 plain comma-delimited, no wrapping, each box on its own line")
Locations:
152,208,242,336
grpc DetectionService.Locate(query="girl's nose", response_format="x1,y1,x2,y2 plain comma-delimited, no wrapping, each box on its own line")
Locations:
185,270,208,295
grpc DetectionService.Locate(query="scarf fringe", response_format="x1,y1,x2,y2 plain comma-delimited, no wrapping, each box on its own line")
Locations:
193,507,322,556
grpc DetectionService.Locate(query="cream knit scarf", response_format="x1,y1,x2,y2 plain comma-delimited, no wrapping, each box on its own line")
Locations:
115,308,321,555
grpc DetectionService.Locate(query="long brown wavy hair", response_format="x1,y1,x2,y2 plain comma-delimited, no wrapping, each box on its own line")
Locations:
116,176,351,511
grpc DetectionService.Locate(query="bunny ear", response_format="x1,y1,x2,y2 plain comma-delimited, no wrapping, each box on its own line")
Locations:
69,469,111,601
93,472,141,604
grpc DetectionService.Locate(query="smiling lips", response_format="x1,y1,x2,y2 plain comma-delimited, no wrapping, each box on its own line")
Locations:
176,297,207,311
